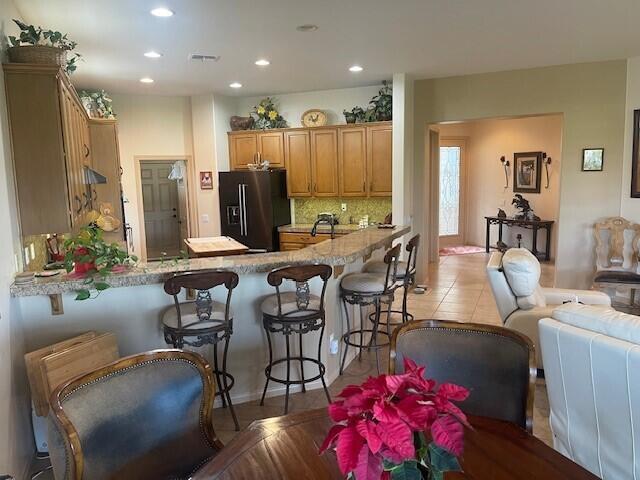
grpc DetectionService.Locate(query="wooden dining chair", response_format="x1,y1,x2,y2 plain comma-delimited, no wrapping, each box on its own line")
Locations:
390,319,536,432
47,349,223,480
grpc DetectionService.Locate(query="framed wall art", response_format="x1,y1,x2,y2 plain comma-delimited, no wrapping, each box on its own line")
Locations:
513,151,543,194
582,148,604,172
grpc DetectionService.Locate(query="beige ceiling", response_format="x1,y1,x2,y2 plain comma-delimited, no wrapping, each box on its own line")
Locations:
12,0,640,96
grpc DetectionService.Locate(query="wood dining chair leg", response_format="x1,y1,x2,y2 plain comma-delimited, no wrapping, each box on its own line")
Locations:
318,324,332,404
372,298,382,374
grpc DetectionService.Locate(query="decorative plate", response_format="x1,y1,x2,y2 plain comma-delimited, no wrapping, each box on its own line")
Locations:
301,109,327,127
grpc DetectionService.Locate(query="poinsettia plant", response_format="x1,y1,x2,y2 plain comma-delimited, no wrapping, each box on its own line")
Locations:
320,358,470,480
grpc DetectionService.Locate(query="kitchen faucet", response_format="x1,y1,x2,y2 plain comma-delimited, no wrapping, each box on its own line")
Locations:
310,213,337,239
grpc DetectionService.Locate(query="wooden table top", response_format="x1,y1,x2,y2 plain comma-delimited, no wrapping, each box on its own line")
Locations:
184,236,249,257
192,408,598,479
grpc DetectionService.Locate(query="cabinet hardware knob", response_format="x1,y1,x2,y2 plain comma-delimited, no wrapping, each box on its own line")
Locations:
83,144,90,157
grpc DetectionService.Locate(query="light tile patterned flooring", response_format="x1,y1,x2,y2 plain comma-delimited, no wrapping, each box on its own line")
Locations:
31,252,555,477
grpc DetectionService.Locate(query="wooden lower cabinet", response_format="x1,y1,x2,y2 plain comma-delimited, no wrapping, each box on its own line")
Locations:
279,231,347,250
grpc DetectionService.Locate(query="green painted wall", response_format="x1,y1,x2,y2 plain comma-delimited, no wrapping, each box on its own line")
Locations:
294,197,392,224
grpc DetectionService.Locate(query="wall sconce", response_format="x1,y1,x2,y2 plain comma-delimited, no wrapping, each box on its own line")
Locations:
500,156,510,189
543,155,552,189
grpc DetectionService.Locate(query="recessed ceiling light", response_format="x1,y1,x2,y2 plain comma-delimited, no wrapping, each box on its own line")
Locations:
140,77,154,83
229,82,242,88
144,51,163,58
150,7,174,17
255,59,270,66
296,24,318,32
349,65,363,73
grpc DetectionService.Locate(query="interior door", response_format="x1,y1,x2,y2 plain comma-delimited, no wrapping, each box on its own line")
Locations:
140,161,181,259
438,138,467,247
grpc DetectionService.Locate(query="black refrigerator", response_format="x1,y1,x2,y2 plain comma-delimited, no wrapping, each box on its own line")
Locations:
219,170,291,251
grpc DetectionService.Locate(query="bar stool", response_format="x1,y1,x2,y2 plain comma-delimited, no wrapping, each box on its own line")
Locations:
339,244,401,375
362,234,421,327
259,264,332,414
161,269,240,430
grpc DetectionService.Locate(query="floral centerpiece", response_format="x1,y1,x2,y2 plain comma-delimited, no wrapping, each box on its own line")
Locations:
63,224,138,300
320,358,469,480
79,89,115,119
251,97,288,129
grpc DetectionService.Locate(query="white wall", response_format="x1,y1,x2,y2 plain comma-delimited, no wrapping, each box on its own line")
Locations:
111,94,197,256
0,3,38,478
621,56,640,220
212,94,238,172
235,85,382,128
392,74,414,228
439,115,563,258
414,61,627,289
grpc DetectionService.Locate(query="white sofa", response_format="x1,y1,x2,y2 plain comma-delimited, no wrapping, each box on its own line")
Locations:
486,249,610,367
540,303,640,480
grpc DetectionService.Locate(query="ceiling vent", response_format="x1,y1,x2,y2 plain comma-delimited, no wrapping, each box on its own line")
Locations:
189,54,220,62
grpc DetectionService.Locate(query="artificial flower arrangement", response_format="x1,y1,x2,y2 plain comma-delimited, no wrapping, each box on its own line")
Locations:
79,89,115,119
320,358,469,480
251,97,288,129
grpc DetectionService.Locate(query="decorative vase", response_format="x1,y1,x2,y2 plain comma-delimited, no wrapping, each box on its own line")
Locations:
7,45,67,67
344,112,356,124
72,247,95,276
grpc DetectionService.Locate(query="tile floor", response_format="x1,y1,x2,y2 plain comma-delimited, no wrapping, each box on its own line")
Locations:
31,252,555,478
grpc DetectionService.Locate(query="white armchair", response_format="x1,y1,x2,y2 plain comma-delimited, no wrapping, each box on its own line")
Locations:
486,248,610,367
540,303,640,479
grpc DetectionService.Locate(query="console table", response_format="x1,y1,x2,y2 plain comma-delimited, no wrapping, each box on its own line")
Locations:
485,216,554,261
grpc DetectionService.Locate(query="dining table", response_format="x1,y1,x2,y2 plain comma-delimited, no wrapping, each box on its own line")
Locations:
191,408,598,479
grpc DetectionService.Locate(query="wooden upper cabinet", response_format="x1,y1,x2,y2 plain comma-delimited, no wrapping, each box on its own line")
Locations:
310,129,339,197
257,132,284,168
367,124,392,196
284,131,312,197
229,133,258,170
89,119,123,229
339,127,367,197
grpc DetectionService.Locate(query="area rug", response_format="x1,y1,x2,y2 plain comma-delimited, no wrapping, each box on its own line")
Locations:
439,245,486,256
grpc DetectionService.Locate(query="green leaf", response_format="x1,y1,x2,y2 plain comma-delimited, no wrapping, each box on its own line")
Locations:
390,461,422,480
75,289,91,301
428,443,461,473
94,282,110,291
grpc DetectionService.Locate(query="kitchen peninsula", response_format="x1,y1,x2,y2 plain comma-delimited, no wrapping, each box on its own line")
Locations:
12,226,408,405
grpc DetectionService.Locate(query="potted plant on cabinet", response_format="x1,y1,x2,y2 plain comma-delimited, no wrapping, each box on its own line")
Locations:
7,19,82,74
63,225,138,300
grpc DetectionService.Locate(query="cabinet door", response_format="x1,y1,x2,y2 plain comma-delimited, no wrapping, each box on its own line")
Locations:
60,86,83,225
257,131,284,168
367,124,392,196
229,133,258,170
284,131,312,197
310,129,338,197
89,120,123,227
339,127,367,197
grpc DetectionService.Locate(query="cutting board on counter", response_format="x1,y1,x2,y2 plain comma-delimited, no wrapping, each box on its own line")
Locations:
185,236,249,258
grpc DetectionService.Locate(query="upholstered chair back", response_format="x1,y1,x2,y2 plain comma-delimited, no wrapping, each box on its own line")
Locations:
540,303,640,479
594,217,640,272
47,350,222,480
487,249,547,322
390,319,536,432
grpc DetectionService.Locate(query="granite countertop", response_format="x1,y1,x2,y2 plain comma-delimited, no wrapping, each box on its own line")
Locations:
278,223,364,234
11,225,410,297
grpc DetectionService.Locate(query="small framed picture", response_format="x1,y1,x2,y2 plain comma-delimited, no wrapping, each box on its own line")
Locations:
513,151,543,193
200,171,213,190
582,148,604,172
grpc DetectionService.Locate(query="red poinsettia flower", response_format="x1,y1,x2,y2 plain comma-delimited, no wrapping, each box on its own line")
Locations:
320,357,469,480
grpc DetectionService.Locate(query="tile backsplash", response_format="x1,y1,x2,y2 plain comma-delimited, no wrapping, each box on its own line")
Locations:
293,197,392,225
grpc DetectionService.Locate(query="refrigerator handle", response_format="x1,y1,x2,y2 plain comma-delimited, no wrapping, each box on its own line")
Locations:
237,184,245,236
241,183,248,237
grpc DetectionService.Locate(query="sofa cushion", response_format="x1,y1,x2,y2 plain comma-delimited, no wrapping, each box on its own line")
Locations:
501,249,545,310
502,248,541,296
594,270,640,284
552,302,640,345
